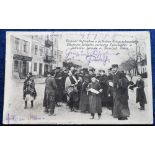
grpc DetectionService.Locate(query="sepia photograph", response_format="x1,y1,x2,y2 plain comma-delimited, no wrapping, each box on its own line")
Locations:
3,31,153,124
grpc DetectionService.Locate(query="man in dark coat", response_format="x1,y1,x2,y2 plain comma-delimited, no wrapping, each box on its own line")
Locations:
79,74,89,113
43,71,57,115
111,64,130,120
107,68,114,110
88,74,102,119
55,67,63,106
98,70,109,107
129,75,147,110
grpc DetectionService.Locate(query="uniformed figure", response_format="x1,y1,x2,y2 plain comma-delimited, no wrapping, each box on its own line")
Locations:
111,64,130,120
43,71,57,116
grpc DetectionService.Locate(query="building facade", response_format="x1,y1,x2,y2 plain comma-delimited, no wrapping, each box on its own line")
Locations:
10,34,32,79
10,34,63,79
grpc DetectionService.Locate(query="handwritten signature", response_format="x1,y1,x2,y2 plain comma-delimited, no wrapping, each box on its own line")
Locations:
65,48,111,65
6,113,46,124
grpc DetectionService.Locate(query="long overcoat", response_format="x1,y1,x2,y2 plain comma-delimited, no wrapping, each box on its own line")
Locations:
112,72,130,118
135,79,147,104
43,76,57,109
88,81,102,114
79,81,89,112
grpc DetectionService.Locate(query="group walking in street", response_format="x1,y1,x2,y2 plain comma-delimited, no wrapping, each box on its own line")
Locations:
23,64,147,120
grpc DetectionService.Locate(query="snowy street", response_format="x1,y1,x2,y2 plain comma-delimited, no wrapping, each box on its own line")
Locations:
3,78,152,124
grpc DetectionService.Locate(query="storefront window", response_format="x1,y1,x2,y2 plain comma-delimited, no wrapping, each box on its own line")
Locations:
15,38,19,51
14,60,19,72
34,63,37,72
40,47,43,56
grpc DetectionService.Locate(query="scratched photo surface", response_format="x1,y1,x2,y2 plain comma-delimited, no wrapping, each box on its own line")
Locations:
3,31,153,124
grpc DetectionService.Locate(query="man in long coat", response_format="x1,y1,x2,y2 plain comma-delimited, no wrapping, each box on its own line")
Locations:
79,74,89,113
55,67,63,106
111,64,130,120
129,75,147,110
43,71,57,115
98,70,109,107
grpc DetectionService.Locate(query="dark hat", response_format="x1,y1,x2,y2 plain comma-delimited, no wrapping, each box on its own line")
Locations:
89,68,95,72
50,70,55,76
28,72,32,77
78,73,83,77
56,67,61,69
99,70,105,73
112,64,119,68
83,68,88,71
91,73,96,78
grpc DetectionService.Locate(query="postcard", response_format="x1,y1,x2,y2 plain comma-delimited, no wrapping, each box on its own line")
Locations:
3,31,153,124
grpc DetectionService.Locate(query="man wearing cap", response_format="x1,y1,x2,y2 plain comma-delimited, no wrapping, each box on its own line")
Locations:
111,64,130,120
43,71,57,115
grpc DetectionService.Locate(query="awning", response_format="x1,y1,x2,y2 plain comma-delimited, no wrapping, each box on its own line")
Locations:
13,54,32,61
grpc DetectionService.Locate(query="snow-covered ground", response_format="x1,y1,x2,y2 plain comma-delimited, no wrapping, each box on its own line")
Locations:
3,77,153,124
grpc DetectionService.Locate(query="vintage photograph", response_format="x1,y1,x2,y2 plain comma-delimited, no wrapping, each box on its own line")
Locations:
3,31,153,124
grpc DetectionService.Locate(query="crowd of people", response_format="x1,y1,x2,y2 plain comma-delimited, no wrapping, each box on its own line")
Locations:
23,64,147,120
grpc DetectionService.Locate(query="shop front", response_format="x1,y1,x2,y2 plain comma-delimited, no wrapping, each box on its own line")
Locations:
13,54,32,79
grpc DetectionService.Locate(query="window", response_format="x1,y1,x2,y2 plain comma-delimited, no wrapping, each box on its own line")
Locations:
15,38,19,51
59,55,62,62
23,41,27,53
40,47,43,56
35,45,38,55
46,48,49,55
34,63,37,72
14,60,19,72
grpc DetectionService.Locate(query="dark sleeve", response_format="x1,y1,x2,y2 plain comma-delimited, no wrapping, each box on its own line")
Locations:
52,79,57,89
138,80,144,89
23,80,27,98
118,77,129,89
